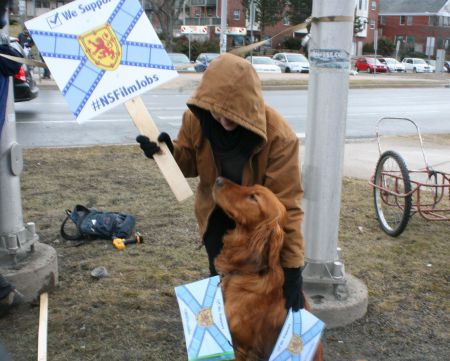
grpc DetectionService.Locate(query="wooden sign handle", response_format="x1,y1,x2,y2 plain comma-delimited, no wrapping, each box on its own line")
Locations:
125,97,193,202
38,293,48,361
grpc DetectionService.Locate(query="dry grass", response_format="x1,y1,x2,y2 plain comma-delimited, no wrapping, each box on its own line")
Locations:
0,144,448,361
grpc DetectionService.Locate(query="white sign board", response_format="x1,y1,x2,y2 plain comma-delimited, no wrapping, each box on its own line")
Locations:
175,276,235,361
269,308,325,361
214,26,247,35
25,0,178,121
180,25,208,34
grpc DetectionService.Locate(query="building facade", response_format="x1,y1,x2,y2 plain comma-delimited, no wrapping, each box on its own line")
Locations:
379,0,450,57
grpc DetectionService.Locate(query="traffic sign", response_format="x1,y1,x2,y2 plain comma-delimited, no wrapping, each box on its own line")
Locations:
180,25,208,35
214,26,246,35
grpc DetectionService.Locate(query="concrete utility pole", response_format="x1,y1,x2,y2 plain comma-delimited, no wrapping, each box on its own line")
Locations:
219,0,227,54
302,0,368,328
0,15,57,302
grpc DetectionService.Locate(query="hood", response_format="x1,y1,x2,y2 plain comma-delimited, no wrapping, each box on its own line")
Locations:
186,53,267,142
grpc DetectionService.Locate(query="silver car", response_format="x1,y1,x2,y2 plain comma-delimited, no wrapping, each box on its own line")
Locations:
378,57,406,73
272,52,309,73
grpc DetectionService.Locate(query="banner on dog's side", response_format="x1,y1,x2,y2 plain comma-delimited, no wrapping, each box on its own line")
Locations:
175,276,235,361
269,308,325,361
25,0,194,202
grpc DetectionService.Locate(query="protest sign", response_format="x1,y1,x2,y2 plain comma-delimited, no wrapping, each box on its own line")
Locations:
269,308,325,361
25,0,193,201
175,276,235,361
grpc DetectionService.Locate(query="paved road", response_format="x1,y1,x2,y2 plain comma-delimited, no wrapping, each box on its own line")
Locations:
14,87,450,147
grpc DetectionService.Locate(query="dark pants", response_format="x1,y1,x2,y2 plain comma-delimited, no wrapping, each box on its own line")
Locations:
203,207,235,276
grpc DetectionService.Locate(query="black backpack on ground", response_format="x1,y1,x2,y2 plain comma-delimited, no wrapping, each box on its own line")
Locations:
60,205,136,241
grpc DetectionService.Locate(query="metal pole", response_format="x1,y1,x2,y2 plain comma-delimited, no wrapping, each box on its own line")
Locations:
249,0,254,58
302,0,354,287
0,23,38,266
373,26,378,75
220,0,227,54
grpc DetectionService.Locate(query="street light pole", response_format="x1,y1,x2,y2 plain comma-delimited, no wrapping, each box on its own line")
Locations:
220,0,227,54
302,1,368,326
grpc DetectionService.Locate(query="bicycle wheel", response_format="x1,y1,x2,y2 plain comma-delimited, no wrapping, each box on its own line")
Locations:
373,151,412,236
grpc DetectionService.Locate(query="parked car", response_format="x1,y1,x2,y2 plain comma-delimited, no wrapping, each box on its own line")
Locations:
245,56,281,73
425,59,436,72
401,58,433,73
354,57,388,73
194,52,220,72
444,61,450,73
378,57,406,72
9,37,39,102
168,52,195,73
272,52,309,73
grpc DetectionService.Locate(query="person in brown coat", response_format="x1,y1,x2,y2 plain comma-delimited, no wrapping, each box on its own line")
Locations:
137,53,305,310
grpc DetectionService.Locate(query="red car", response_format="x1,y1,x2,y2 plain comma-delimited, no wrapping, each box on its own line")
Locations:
355,57,388,73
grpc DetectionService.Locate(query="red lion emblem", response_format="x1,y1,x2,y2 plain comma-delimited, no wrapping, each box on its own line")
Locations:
88,35,116,60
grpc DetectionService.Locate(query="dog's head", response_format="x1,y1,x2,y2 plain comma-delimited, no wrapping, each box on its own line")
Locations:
213,177,286,229
213,177,287,273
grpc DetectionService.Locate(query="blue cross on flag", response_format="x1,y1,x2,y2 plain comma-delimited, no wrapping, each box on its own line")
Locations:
25,0,178,121
175,276,235,361
269,308,325,361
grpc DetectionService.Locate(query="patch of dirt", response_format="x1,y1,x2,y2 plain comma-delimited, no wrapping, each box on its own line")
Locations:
0,145,448,361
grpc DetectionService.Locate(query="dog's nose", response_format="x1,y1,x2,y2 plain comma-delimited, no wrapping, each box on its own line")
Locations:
215,177,224,187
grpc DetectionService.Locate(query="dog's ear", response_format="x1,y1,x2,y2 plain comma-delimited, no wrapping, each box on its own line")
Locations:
267,220,284,270
251,217,284,269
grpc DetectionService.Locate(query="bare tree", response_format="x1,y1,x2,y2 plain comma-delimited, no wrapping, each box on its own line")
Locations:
147,0,184,51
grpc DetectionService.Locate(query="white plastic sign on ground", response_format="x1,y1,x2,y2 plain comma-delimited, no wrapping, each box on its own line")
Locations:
25,0,178,122
175,276,235,361
269,308,325,361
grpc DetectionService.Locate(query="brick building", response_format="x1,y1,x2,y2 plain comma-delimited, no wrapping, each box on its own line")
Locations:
379,0,450,57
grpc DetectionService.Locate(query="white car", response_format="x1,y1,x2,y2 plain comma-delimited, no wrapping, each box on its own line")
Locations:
401,58,433,73
272,52,310,73
379,57,406,73
245,56,281,73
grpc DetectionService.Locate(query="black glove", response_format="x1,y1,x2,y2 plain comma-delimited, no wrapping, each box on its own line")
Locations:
136,132,173,159
283,267,305,311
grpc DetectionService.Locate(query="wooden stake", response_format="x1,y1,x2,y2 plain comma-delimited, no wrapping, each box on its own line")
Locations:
38,292,48,361
125,97,193,202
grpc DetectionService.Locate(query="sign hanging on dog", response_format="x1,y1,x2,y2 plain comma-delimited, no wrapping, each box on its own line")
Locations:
25,0,178,121
175,276,235,361
269,308,325,361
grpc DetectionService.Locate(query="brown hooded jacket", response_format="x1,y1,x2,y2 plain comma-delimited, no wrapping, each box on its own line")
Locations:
172,53,305,268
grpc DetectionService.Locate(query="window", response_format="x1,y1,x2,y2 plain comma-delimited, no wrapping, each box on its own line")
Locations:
406,16,413,25
36,0,50,7
370,20,376,29
206,7,214,17
359,0,362,10
283,16,290,26
429,16,439,26
444,17,450,26
56,1,65,7
400,16,406,25
233,9,240,21
371,1,376,10
380,16,386,25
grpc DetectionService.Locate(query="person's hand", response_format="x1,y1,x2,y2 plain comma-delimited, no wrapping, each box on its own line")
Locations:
283,267,305,311
136,132,173,159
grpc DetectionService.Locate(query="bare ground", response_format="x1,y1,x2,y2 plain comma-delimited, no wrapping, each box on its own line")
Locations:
0,144,448,361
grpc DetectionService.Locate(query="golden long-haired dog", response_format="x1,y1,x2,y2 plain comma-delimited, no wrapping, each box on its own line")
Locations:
212,177,323,361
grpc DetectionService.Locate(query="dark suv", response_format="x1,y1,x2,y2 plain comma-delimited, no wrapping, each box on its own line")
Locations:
9,37,39,102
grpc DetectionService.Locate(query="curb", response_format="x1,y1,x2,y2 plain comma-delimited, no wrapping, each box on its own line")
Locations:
33,71,450,91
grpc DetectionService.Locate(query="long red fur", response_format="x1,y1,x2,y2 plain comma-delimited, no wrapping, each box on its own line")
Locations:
213,177,324,361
